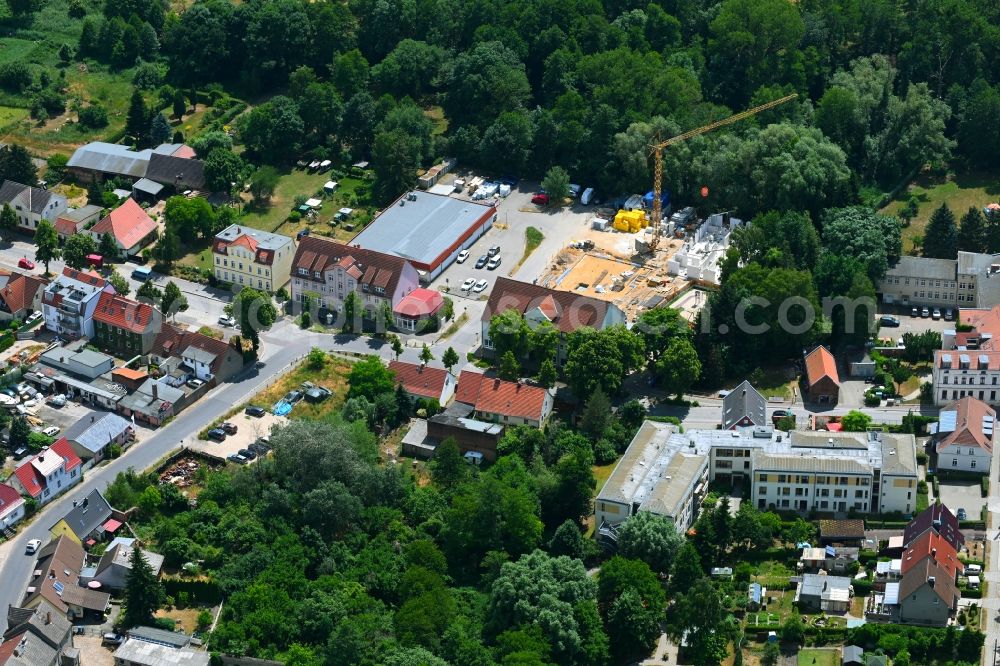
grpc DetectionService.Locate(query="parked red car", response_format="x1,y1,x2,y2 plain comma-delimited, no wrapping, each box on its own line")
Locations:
17,258,34,270
531,193,550,206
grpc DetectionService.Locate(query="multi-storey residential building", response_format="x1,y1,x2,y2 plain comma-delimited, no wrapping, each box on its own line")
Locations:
41,268,107,340
10,440,82,507
931,304,1000,405
291,235,420,320
595,421,919,539
878,251,1000,309
0,181,67,233
212,225,293,293
596,421,709,536
92,291,162,356
481,277,626,362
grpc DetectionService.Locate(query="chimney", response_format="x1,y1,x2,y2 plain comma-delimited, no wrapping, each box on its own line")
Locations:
45,612,51,625
91,415,95,423
151,383,158,399
928,576,936,587
931,548,937,558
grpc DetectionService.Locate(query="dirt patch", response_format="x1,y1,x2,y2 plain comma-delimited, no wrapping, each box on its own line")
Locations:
155,607,207,634
73,635,115,666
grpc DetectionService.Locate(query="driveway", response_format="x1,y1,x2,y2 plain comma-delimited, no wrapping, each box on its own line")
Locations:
938,478,986,519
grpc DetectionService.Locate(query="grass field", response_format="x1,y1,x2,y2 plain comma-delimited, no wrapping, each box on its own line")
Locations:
254,352,352,421
517,226,543,269
0,0,138,156
882,169,1000,254
797,648,838,666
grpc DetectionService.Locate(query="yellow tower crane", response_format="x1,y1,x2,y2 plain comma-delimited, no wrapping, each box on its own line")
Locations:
646,93,798,253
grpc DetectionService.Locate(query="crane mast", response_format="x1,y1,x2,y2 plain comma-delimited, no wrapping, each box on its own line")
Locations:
647,93,798,252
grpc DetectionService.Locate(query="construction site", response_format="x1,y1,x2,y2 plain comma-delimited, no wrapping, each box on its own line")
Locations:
536,93,797,322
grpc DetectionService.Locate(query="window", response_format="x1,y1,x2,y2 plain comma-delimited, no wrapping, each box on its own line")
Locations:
953,458,958,466
758,487,766,495
972,460,977,469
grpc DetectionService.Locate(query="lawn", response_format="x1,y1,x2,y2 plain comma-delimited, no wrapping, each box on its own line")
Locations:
253,352,352,421
517,226,544,269
0,0,138,156
882,169,1000,254
797,648,838,666
728,366,794,400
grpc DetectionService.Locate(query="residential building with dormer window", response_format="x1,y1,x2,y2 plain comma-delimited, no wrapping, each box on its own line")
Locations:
213,225,293,293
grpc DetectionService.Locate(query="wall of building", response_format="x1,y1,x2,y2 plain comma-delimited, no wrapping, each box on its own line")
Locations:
752,471,873,514
0,502,24,530
937,444,991,474
879,474,917,514
899,585,951,626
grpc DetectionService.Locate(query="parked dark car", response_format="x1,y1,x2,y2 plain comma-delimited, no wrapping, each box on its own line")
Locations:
221,422,238,435
245,405,266,417
487,245,501,257
475,255,488,269
879,315,900,327
239,448,257,460
253,437,271,452
227,453,247,465
207,428,227,442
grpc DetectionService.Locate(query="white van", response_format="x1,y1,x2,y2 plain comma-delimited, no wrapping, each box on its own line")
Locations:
568,183,581,198
581,187,594,205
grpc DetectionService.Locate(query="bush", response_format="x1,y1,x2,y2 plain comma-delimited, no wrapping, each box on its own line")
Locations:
78,103,109,128
852,578,874,596
982,476,989,498
915,451,928,465
288,210,302,222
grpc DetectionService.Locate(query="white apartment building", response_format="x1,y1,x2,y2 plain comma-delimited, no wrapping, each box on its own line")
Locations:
878,251,1000,309
933,305,1000,406
212,225,293,293
40,268,108,340
930,396,994,474
596,423,919,540
0,180,67,232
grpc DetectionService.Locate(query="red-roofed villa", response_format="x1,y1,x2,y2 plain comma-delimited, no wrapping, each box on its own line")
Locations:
89,198,158,257
393,288,444,331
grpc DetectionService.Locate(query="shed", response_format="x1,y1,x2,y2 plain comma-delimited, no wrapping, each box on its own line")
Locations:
304,198,322,209
748,583,763,610
323,181,338,193
842,645,864,666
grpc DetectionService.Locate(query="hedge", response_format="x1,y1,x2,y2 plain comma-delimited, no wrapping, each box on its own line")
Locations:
851,579,874,596
0,331,14,354
961,587,982,599
982,476,989,497
959,520,986,530
162,579,222,606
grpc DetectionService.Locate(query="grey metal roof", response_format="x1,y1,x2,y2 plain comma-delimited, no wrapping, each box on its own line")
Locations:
127,625,192,649
133,178,164,195
214,224,292,251
799,572,851,597
71,348,113,368
63,412,131,454
352,191,495,266
182,346,217,365
66,142,152,178
113,639,209,666
886,255,956,282
59,204,102,222
3,600,71,651
752,451,871,475
722,380,767,429
144,153,205,190
843,645,864,664
0,629,58,666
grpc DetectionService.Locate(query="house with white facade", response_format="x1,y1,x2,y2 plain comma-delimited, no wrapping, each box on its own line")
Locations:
0,180,67,233
10,439,82,507
291,235,420,322
40,268,108,340
0,482,26,532
931,396,993,474
212,225,293,293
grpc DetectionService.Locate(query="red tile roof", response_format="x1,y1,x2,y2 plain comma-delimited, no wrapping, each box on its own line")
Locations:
171,144,197,159
901,529,963,578
0,271,45,315
61,267,104,287
394,288,444,318
389,360,451,399
293,236,408,297
0,630,27,663
153,323,235,375
456,369,486,405
805,346,840,387
13,438,81,498
93,291,160,334
456,369,550,421
0,482,24,521
91,198,157,250
904,504,964,551
936,396,995,454
483,277,618,334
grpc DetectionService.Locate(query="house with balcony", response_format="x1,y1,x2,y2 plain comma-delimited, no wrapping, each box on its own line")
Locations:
92,291,162,356
41,268,107,340
291,235,419,323
0,180,67,233
212,225,293,293
9,440,82,507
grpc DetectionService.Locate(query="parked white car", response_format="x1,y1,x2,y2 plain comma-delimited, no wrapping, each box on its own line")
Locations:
25,539,41,554
473,279,488,293
461,278,476,291
456,250,470,263
42,426,60,437
219,315,236,327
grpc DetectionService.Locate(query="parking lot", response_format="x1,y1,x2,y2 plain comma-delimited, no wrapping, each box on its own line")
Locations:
34,399,95,435
187,410,286,461
429,180,599,302
878,307,957,338
937,479,985,519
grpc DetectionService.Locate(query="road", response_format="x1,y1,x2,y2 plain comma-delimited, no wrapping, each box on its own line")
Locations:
0,310,479,615
0,238,229,329
980,426,1000,666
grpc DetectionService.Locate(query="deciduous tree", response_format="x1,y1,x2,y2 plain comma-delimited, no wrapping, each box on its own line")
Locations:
34,221,60,274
